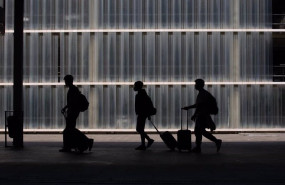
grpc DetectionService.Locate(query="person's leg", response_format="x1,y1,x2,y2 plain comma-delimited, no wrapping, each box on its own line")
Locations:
66,109,80,129
61,110,79,151
193,124,203,153
202,130,222,152
136,115,150,150
59,128,72,152
138,116,154,147
202,129,218,142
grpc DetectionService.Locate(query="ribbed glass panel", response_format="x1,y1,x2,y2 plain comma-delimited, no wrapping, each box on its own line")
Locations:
0,0,284,130
0,85,279,129
12,0,273,30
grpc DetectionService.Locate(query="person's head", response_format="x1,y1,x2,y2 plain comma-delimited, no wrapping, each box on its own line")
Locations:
64,75,73,87
195,79,205,91
133,81,143,91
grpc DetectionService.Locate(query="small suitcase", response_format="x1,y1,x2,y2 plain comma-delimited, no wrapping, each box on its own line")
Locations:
149,119,177,150
177,110,191,151
62,112,92,153
67,128,90,153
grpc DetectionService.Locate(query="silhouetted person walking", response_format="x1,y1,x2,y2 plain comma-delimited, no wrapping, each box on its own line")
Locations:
134,81,154,150
60,75,93,152
182,79,222,153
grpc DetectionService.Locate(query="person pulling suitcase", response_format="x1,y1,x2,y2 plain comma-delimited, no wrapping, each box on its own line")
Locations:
182,79,222,153
59,75,93,153
133,81,155,151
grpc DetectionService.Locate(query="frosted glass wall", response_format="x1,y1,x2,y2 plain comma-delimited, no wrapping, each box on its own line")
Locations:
1,0,284,130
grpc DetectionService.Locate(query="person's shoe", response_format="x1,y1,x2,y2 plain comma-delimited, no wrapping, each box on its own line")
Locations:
59,148,71,153
192,147,201,153
216,139,222,152
147,139,154,148
88,139,94,151
135,145,146,150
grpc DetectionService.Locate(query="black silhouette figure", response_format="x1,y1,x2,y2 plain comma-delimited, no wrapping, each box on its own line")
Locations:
182,79,222,153
134,81,154,150
59,75,93,153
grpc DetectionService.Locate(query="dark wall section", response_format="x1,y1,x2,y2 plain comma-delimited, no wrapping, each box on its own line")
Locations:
273,0,285,81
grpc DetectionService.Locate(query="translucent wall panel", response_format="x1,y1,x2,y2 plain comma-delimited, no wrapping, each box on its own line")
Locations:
1,0,284,130
21,32,273,83
0,85,283,130
4,0,271,30
0,87,13,129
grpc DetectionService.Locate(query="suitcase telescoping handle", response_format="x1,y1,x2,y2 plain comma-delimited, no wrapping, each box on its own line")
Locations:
181,109,189,130
149,119,161,135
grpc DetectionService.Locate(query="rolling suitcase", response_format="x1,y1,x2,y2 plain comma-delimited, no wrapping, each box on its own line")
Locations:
65,128,90,153
149,119,177,150
62,112,93,153
177,110,191,151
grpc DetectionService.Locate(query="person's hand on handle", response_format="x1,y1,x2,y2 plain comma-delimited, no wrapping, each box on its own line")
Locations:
61,107,66,114
191,114,197,122
181,106,189,110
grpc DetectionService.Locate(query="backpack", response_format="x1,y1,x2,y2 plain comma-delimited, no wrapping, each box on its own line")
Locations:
208,95,218,115
78,93,89,112
146,95,157,116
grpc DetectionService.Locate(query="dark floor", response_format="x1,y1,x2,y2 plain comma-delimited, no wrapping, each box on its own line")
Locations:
0,133,285,185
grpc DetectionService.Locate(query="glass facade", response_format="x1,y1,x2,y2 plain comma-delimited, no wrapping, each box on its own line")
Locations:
0,0,284,130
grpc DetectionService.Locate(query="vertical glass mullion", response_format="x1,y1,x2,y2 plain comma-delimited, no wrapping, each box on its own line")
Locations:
198,32,207,80
133,0,142,29
123,33,130,81
133,32,142,81
185,32,194,81
246,0,253,28
246,32,253,81
82,0,89,29
81,33,89,82
146,32,155,82
239,0,246,29
160,32,168,81
207,32,213,82
4,34,13,83
212,32,220,81
107,0,116,29
171,0,181,29
107,33,116,81
24,0,30,30
252,0,259,28
55,0,63,29
67,33,78,77
173,32,181,82
184,0,195,29
43,33,52,82
59,33,65,81
97,86,104,128
197,0,207,28
5,0,14,29
239,32,246,81
31,33,39,82
225,32,233,82
119,0,129,29
221,0,232,29
97,0,104,29
220,32,225,81
52,34,59,82
168,32,173,81
168,85,174,128
145,0,155,29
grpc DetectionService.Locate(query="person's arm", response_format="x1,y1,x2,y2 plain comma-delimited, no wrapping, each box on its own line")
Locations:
181,104,197,110
61,105,68,114
135,95,139,115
